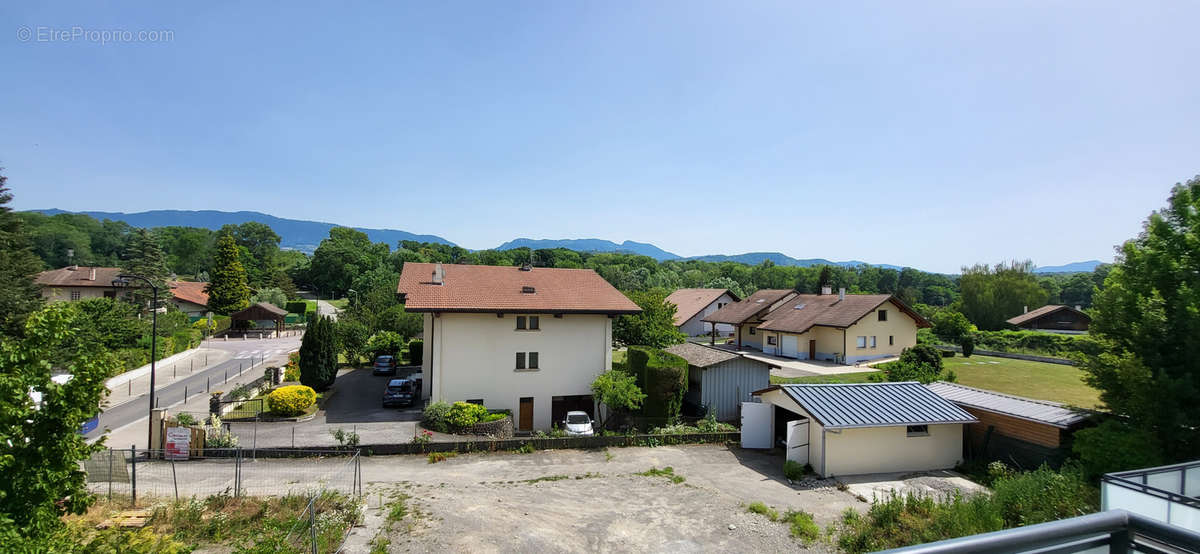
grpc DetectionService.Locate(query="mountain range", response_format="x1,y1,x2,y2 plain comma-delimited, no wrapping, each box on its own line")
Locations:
30,209,1101,274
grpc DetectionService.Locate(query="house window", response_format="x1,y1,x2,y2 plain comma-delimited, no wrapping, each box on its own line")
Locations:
516,352,526,369
870,336,877,348
70,291,81,301
529,316,539,330
516,316,526,330
856,336,867,348
889,335,894,346
749,327,756,335
528,352,539,369
516,316,540,330
906,425,929,437
878,310,888,322
516,352,539,370
767,335,778,346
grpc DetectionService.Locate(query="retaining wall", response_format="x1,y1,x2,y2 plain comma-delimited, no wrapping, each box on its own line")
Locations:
936,345,1076,366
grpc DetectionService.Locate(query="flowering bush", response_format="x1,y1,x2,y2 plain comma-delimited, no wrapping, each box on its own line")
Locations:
267,385,316,416
446,401,489,429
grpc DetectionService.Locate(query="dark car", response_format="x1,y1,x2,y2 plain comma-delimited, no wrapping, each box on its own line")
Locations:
382,378,416,408
372,355,397,376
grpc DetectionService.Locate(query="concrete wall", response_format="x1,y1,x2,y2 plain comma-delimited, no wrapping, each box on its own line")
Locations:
823,423,963,477
701,357,770,421
844,300,919,364
737,323,764,350
41,286,115,302
421,312,612,430
680,293,737,336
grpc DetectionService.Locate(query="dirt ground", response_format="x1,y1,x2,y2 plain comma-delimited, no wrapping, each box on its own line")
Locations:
345,444,864,553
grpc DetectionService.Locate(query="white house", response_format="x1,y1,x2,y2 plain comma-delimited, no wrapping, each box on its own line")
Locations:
665,288,739,336
35,266,123,302
747,382,976,477
168,280,209,317
397,262,641,431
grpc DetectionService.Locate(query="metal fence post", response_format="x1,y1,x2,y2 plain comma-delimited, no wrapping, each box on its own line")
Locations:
107,449,113,502
171,459,179,500
130,445,137,507
235,448,242,497
310,499,318,554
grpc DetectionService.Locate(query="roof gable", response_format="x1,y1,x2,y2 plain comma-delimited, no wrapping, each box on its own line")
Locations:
761,382,977,429
756,294,930,334
397,263,641,314
1005,305,1091,326
702,289,796,325
665,288,737,326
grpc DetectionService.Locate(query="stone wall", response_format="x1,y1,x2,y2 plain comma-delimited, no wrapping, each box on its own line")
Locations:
467,415,514,439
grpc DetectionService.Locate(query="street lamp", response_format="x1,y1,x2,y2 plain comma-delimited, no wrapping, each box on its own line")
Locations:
312,287,321,317
347,288,358,309
112,274,158,452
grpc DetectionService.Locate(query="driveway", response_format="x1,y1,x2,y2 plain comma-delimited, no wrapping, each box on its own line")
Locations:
226,367,423,447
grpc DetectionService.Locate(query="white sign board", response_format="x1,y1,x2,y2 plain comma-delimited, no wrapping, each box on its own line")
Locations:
165,426,191,460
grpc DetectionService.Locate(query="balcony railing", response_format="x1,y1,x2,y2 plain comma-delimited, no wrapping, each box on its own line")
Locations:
1103,460,1200,532
880,509,1200,553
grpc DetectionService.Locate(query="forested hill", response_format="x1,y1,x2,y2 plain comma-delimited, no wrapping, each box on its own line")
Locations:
679,252,904,271
494,238,681,260
33,209,454,253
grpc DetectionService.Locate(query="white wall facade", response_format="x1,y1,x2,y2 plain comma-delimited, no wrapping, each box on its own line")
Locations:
679,293,737,336
41,286,117,302
420,312,612,430
759,389,964,477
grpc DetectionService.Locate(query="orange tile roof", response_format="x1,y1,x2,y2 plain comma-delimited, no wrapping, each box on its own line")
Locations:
35,266,123,287
397,263,642,314
665,288,739,326
169,280,209,307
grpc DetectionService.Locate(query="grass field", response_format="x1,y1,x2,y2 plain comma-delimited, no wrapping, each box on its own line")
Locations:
768,354,1101,409
946,355,1101,409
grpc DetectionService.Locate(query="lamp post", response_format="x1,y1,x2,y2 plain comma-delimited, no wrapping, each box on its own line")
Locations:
113,274,158,452
312,287,321,317
347,288,358,310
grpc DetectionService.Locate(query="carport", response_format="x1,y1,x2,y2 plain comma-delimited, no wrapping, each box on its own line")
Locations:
230,302,288,336
744,382,977,478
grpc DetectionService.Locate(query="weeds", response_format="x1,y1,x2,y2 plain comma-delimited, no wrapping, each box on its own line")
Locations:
513,443,535,454
330,428,361,448
523,474,570,484
747,501,779,521
603,448,614,462
636,466,685,484
427,451,457,464
783,460,810,481
782,510,819,543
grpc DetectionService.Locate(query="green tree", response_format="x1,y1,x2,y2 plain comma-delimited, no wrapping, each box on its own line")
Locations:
0,175,44,337
250,286,288,309
73,298,146,350
959,260,1048,330
703,276,745,298
590,370,646,429
299,316,337,390
219,222,282,287
120,228,171,313
308,227,390,296
612,289,685,348
0,304,114,543
338,318,370,366
205,234,251,315
366,331,406,360
1079,176,1200,462
930,310,976,343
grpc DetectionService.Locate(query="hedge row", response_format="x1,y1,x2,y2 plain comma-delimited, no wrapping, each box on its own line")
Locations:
971,330,1099,357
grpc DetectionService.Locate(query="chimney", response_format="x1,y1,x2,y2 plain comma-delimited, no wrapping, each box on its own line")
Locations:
1023,305,1028,314
820,285,832,296
89,267,96,281
431,263,444,285
838,287,845,301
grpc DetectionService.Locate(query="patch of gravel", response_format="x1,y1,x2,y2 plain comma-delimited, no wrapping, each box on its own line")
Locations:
371,474,835,553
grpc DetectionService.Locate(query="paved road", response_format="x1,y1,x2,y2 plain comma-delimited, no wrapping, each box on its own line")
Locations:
89,336,300,441
316,299,340,320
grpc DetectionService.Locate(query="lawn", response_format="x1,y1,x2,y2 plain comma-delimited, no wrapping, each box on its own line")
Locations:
613,349,626,365
328,298,350,309
945,355,1101,409
767,355,1102,409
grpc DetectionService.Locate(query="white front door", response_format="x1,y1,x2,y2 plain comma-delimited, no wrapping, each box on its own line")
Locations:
781,335,798,358
786,419,809,466
740,402,772,449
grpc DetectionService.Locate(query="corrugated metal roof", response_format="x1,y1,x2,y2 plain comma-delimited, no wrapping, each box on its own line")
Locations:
778,382,977,429
925,381,1090,428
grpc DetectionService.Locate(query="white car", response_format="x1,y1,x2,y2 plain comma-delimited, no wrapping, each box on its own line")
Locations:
563,411,595,436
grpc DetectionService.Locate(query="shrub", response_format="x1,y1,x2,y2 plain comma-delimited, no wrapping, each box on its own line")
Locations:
283,351,300,381
330,427,360,448
266,385,316,416
783,460,807,481
989,464,1097,526
366,331,404,360
408,339,423,365
747,501,779,521
285,301,308,314
422,401,452,433
941,350,956,358
427,451,456,464
1072,419,1165,480
229,383,253,401
446,401,489,429
625,346,688,422
204,415,238,448
960,334,975,358
174,413,198,426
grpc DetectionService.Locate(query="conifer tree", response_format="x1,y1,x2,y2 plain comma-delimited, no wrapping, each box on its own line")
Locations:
0,172,44,338
120,228,171,313
299,316,338,390
206,234,251,315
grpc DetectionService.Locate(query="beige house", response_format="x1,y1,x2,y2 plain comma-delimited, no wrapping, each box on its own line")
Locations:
35,266,123,302
397,262,641,431
747,383,976,477
704,286,929,364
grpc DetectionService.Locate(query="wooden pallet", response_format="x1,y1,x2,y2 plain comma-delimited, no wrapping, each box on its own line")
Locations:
96,509,151,529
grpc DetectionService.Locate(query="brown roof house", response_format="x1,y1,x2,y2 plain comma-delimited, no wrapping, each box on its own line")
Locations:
35,266,125,302
1006,305,1091,333
664,288,740,337
168,281,210,316
397,263,640,431
704,286,930,365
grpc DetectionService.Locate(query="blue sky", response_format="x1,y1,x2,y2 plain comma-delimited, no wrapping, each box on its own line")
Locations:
2,1,1197,273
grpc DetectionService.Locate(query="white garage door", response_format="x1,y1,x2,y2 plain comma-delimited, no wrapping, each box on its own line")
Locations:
741,402,772,449
781,335,798,358
786,419,809,466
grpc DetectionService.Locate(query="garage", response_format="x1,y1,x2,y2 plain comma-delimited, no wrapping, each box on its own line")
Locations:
745,382,977,478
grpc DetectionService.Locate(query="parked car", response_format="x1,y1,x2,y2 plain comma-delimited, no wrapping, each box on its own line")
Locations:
563,411,595,437
382,378,416,408
372,355,397,375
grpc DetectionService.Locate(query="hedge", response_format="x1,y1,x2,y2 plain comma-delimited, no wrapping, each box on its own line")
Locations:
972,330,1099,357
267,385,317,416
625,346,688,421
285,301,308,314
408,339,423,365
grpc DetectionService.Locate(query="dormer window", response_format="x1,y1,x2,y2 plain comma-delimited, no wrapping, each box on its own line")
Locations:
521,286,536,294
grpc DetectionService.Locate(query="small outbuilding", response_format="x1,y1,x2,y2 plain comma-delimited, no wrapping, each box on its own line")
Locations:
926,381,1091,467
664,342,771,421
1006,304,1091,332
747,382,976,477
230,302,288,335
